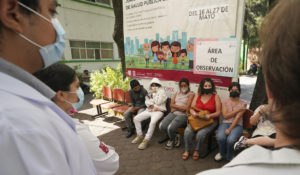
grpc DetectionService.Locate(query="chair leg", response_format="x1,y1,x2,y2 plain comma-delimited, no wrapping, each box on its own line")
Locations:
200,133,217,158
92,105,108,118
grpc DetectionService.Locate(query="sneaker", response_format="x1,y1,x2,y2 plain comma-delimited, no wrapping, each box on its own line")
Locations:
165,140,174,150
138,139,149,150
234,136,247,153
126,129,135,138
131,135,143,144
174,134,181,147
214,153,223,161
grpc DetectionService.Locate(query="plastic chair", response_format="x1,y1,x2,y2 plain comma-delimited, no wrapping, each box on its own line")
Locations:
113,91,131,115
101,88,125,110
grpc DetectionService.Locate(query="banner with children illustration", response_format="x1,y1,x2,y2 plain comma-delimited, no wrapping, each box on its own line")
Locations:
123,0,243,86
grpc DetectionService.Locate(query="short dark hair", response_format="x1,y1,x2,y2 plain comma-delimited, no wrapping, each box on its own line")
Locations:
198,78,216,95
130,79,140,89
34,63,76,92
0,0,40,37
229,82,241,93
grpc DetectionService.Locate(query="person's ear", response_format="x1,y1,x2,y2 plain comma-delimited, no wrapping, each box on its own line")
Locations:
0,0,27,33
265,80,274,107
55,90,67,103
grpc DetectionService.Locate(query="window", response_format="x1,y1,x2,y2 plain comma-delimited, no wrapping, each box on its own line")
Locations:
85,0,111,6
70,40,114,59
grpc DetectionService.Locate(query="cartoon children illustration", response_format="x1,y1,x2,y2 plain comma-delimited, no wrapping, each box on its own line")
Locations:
151,41,160,68
187,38,195,70
179,49,187,70
157,51,164,68
161,41,171,69
143,43,151,68
171,41,181,69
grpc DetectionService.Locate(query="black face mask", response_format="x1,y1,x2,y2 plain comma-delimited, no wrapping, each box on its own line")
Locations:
202,88,213,94
230,91,240,98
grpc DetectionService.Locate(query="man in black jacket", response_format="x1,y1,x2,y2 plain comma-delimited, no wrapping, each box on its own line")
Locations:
124,80,148,138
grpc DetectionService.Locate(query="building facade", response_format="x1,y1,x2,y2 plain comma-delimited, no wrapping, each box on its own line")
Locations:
58,0,120,72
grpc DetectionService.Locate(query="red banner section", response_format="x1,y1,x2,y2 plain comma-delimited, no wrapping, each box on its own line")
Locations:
126,68,232,87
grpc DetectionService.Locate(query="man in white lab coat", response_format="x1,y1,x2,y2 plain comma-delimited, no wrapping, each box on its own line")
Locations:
0,0,97,174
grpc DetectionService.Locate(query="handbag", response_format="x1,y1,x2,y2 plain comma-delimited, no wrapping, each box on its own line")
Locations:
187,110,214,131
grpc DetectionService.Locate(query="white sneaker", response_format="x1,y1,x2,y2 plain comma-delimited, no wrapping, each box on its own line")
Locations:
131,135,143,144
214,153,223,161
165,140,173,150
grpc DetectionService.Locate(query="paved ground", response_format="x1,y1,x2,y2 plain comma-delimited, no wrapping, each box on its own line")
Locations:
75,75,257,175
239,75,257,106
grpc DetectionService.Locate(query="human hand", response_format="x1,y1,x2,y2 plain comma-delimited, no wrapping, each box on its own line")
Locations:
153,106,160,111
151,87,157,93
203,115,210,120
261,104,270,113
147,105,153,111
191,111,198,118
171,108,176,113
225,128,231,135
239,104,247,112
130,107,137,113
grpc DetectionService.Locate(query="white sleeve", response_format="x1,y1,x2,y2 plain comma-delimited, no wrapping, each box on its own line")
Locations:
145,94,154,107
251,105,264,118
0,128,72,175
75,121,119,175
153,89,167,106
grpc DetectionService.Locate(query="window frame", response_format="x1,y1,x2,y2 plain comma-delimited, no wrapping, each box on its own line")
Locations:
70,40,114,60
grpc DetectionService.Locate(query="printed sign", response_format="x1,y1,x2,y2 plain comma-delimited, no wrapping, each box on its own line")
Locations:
194,38,238,77
123,0,242,86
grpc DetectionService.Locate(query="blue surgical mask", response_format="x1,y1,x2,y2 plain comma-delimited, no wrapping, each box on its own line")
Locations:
17,2,66,68
65,87,84,111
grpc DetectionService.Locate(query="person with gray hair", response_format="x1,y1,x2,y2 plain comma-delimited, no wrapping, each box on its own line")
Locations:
197,0,300,174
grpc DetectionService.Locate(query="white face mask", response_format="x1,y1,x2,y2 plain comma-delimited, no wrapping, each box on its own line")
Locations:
152,87,157,91
181,88,188,93
17,2,66,68
65,87,84,111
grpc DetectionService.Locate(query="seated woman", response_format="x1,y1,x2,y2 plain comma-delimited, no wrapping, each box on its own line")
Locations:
182,78,221,160
215,82,247,161
132,78,168,150
234,99,276,152
34,63,119,175
159,78,194,149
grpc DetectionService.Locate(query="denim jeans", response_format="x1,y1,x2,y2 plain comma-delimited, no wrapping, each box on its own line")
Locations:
216,123,243,160
184,121,218,151
159,113,187,141
124,107,145,130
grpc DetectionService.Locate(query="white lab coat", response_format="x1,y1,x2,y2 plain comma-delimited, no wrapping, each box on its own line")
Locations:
74,119,119,175
196,145,300,175
0,72,97,175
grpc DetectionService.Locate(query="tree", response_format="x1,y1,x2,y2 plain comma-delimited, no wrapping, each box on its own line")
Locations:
112,0,126,79
249,0,276,111
241,0,268,72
